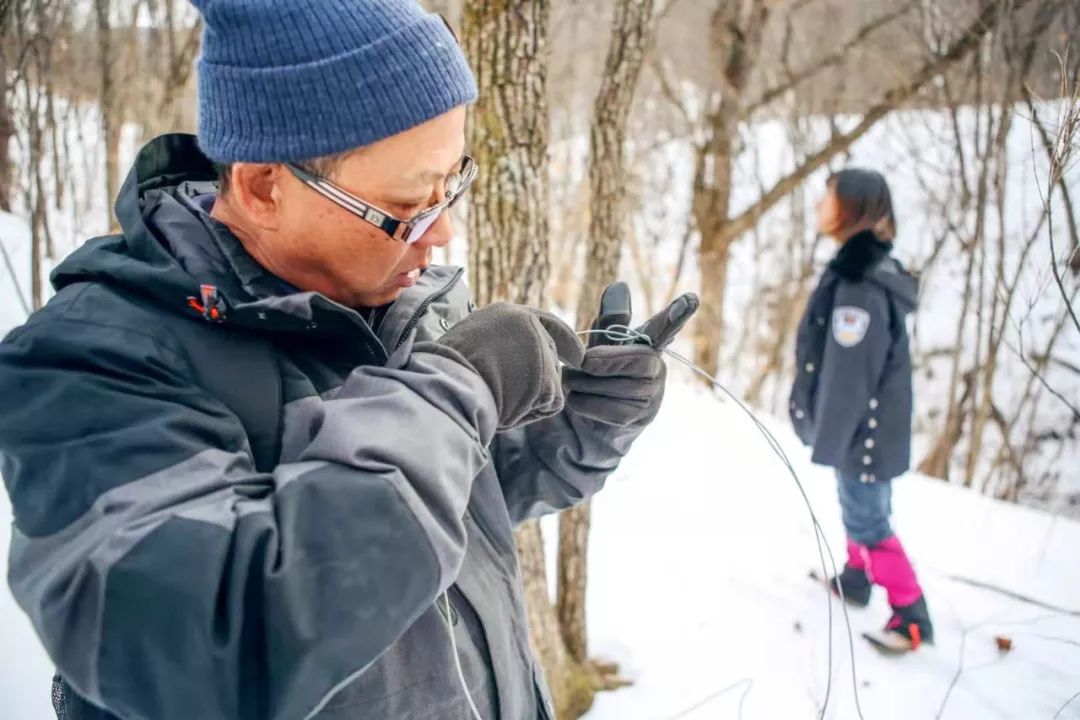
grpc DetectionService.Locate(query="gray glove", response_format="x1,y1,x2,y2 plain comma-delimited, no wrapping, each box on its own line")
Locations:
564,284,698,427
415,302,585,430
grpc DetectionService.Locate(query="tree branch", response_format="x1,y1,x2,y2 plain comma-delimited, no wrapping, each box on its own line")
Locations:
746,0,918,116
721,0,1029,244
0,229,31,317
1034,54,1080,336
648,54,694,132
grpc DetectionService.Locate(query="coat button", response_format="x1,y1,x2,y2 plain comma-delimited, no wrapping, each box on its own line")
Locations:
868,418,878,429
439,317,450,331
859,473,869,482
865,438,875,449
805,362,815,373
868,473,877,482
869,398,879,410
795,409,805,419
863,455,873,465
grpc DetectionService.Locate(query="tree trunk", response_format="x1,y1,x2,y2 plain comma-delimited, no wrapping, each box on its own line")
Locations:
95,0,120,232
0,16,12,213
463,0,549,309
462,3,589,717
691,118,737,377
688,0,768,377
557,0,655,675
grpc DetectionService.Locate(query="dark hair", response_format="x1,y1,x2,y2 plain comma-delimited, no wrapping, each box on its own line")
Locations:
214,150,354,196
825,168,897,241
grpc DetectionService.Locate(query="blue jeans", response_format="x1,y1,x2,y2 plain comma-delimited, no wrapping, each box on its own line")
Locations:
836,471,893,546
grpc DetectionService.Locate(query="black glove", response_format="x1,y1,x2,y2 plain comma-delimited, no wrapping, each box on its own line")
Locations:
564,283,698,427
415,302,585,430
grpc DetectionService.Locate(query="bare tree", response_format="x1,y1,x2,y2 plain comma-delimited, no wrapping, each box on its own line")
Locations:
94,0,121,231
461,3,597,718
679,0,1029,377
557,0,656,687
0,0,14,212
688,0,770,376
464,0,550,308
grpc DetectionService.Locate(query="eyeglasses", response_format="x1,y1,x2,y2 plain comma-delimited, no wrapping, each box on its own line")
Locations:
285,155,478,244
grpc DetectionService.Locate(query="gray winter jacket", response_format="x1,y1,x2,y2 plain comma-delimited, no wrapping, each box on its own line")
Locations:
0,135,648,720
789,231,919,482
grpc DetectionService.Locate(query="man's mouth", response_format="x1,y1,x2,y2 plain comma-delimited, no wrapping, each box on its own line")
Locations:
395,267,422,287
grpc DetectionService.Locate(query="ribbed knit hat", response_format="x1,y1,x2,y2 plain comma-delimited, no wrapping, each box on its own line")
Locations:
191,0,478,163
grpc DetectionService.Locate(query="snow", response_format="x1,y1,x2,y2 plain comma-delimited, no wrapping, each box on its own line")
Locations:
561,376,1080,720
3,372,1078,719
0,211,32,334
0,91,1076,718
631,103,1080,508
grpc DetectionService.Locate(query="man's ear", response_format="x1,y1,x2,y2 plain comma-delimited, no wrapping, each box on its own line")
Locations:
225,163,285,231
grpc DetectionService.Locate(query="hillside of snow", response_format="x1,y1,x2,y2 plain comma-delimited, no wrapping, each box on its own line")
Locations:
3,371,1078,719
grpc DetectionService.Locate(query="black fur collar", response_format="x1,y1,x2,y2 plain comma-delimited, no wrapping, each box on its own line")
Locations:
828,230,893,281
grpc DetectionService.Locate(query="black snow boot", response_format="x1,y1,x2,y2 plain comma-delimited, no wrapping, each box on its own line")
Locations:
878,595,934,652
829,564,872,608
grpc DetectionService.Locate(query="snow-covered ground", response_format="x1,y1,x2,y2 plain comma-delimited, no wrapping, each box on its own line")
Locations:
565,378,1080,720
3,371,1078,719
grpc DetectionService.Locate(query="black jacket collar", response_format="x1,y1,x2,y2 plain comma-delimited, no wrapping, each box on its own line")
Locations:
828,230,893,282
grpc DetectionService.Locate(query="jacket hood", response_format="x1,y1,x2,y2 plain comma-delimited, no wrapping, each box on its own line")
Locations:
50,134,393,350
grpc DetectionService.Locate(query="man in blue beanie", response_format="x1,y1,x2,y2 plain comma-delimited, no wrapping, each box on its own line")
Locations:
0,1,697,718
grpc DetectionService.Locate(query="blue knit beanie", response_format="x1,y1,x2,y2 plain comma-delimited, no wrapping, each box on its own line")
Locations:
191,0,478,163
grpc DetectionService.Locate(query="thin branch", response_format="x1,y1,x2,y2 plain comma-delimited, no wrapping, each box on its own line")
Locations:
746,0,918,116
1006,333,1080,419
721,0,1028,244
1048,355,1080,376
1025,92,1080,276
648,55,694,132
0,229,31,317
664,219,695,306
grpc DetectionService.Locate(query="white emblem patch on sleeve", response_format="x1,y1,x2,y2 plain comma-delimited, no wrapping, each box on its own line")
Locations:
832,306,871,347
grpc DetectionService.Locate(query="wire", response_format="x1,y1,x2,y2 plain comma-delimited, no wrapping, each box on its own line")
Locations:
659,678,755,720
943,574,1080,617
1054,690,1080,720
577,327,866,720
440,590,484,720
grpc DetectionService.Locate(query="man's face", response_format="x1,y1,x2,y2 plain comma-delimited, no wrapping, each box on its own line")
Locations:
227,106,468,308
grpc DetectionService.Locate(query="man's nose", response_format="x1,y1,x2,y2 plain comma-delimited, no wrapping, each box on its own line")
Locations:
414,211,454,249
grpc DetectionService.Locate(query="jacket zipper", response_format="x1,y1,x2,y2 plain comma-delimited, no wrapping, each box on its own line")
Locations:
394,267,465,350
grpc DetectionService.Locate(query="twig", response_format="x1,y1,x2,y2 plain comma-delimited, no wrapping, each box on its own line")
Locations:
659,677,754,720
745,0,918,115
0,228,31,317
944,574,1080,616
648,54,694,133
1033,52,1080,335
1006,336,1080,419
721,0,1030,245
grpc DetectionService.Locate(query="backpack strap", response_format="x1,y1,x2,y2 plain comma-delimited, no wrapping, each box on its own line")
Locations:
178,321,284,473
